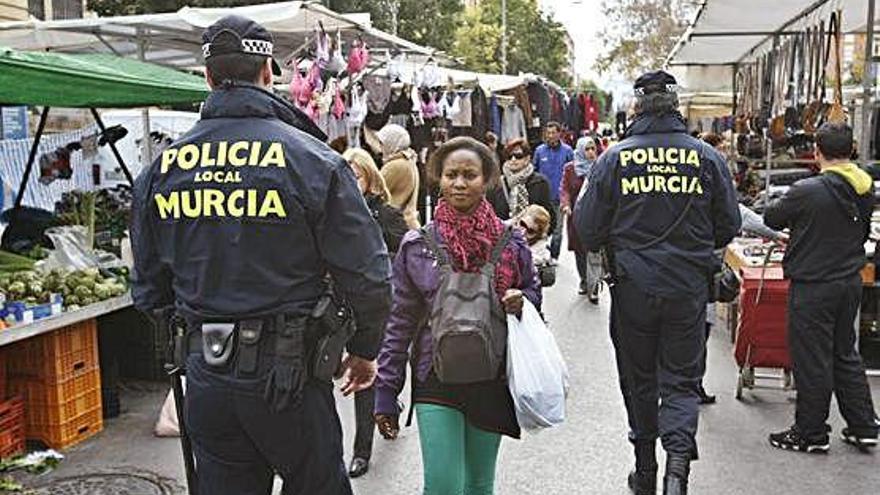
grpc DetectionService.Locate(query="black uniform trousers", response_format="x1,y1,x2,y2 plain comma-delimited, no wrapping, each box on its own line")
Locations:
353,386,376,459
184,349,352,495
788,275,879,440
610,279,707,459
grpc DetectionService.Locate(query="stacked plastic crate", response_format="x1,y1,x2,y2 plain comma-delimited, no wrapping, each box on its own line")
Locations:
0,352,25,459
7,320,103,449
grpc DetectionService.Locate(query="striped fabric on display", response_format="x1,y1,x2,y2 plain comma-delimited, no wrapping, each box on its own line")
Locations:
0,126,97,212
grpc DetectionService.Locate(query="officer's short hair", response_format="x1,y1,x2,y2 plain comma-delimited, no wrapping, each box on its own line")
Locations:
634,92,679,116
816,122,854,160
205,51,267,84
429,137,500,188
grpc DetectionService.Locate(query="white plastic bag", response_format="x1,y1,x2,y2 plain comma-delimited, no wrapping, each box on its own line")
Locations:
507,300,569,432
154,379,185,438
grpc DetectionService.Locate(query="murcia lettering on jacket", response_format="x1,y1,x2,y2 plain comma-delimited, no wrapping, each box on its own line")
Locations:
618,147,703,196
154,140,288,220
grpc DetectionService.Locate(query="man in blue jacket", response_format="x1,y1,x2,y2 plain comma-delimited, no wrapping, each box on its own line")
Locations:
576,71,740,495
533,121,573,260
130,15,391,495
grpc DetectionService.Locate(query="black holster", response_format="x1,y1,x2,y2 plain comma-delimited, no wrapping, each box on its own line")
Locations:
310,291,355,383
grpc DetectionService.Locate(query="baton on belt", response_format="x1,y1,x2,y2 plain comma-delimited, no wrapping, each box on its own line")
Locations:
154,308,198,495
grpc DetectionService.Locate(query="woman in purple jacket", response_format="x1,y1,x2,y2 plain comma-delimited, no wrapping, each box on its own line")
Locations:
373,137,541,495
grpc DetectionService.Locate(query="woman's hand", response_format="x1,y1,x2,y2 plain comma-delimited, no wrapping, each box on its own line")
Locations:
502,289,524,315
375,414,400,440
561,205,572,217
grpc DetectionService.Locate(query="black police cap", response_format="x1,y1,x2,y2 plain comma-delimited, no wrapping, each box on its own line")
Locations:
202,15,282,76
633,70,678,96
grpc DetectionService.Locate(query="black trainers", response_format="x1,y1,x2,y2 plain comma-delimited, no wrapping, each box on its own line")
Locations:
768,427,830,454
578,281,589,295
840,428,878,449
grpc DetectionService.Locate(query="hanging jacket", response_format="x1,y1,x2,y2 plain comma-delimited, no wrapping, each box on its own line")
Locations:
470,86,490,139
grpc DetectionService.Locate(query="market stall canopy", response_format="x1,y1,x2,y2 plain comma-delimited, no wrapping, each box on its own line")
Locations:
667,0,873,67
0,47,209,107
0,1,451,70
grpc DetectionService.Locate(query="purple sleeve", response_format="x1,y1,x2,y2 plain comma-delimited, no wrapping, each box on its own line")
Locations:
375,234,427,416
512,232,542,311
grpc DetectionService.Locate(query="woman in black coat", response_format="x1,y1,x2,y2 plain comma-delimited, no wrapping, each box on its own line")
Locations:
341,148,407,478
487,138,557,233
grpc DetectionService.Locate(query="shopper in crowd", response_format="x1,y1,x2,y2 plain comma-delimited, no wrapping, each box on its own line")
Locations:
488,138,556,235
577,70,740,495
533,121,574,261
561,136,602,302
131,15,391,495
765,122,879,453
374,137,541,495
342,148,408,479
378,123,422,229
484,131,503,165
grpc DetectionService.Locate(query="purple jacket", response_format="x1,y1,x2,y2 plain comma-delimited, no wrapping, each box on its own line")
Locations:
374,226,542,416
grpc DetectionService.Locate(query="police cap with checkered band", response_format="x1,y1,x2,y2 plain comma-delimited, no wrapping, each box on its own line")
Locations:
633,70,678,96
202,15,282,76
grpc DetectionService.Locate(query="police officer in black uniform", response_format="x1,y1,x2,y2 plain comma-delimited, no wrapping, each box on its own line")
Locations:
130,15,392,495
576,71,740,495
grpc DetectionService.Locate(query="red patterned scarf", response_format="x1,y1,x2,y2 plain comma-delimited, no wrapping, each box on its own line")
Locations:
433,198,520,300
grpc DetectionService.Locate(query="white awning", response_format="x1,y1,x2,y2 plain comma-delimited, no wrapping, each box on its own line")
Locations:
667,0,875,67
0,1,450,70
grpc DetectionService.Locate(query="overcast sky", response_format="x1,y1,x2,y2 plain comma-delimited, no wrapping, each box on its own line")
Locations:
540,0,609,84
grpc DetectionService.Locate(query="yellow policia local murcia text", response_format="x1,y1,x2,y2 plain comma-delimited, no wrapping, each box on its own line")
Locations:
154,141,288,220
618,147,704,197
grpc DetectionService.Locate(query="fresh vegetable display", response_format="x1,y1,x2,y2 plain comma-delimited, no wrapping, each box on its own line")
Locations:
0,268,128,311
55,187,132,255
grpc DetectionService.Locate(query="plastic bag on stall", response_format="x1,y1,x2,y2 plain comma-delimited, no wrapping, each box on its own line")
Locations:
506,300,569,432
37,226,125,272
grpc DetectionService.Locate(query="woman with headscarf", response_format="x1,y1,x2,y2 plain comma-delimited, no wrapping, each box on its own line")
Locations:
561,136,603,303
487,138,556,234
341,148,407,478
377,124,422,229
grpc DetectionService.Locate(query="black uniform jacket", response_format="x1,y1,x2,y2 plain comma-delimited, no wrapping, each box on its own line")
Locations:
575,112,741,297
130,83,392,359
765,164,874,283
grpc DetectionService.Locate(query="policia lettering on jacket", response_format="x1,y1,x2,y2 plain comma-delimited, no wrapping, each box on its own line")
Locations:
618,147,703,196
154,141,287,219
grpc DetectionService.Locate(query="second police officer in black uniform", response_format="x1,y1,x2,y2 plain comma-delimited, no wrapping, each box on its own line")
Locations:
576,71,741,495
130,15,392,495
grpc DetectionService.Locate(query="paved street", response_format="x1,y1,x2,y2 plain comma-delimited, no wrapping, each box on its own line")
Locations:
20,250,880,494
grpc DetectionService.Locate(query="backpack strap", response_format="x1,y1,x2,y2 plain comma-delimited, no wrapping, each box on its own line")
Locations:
481,225,514,275
420,225,449,267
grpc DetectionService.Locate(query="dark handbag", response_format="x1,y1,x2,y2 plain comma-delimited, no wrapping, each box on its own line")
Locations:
538,264,557,287
711,263,740,303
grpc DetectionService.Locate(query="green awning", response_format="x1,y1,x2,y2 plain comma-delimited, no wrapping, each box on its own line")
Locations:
0,48,209,108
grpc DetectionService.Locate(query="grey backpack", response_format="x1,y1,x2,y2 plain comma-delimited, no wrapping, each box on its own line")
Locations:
421,225,513,384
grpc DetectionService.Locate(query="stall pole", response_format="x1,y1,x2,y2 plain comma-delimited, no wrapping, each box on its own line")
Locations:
12,106,50,210
90,109,135,186
137,28,154,170
861,0,876,163
732,63,739,117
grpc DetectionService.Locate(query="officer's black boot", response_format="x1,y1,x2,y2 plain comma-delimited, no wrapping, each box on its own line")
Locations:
662,453,691,495
627,441,657,495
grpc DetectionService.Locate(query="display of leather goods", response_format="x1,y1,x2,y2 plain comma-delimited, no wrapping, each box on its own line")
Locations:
803,19,826,134
827,10,846,124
